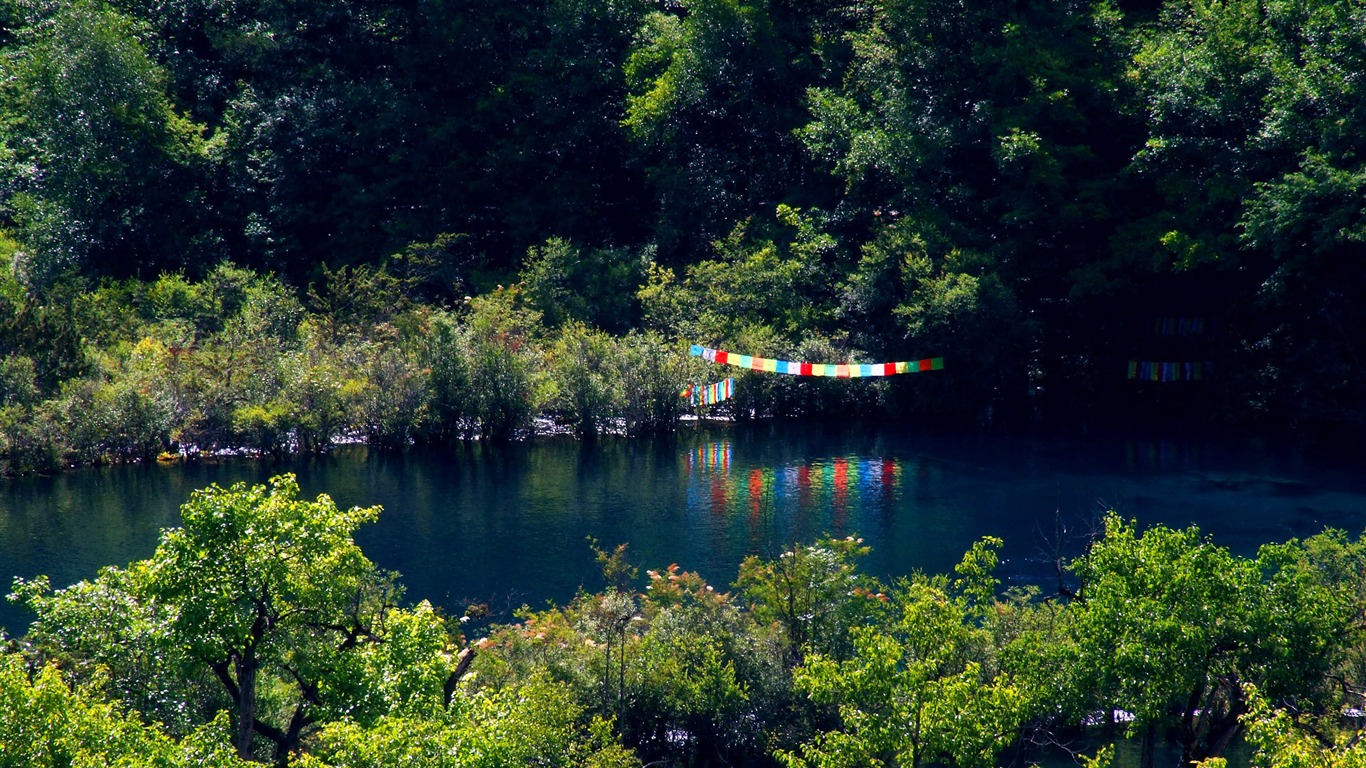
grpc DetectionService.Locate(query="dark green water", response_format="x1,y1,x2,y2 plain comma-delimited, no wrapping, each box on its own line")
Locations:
4,424,1366,635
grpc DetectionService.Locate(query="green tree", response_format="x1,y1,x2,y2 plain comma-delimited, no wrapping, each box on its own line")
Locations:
1128,0,1366,429
1059,515,1366,766
616,331,690,437
463,288,545,442
520,238,644,333
779,574,1023,768
0,0,215,284
297,678,641,768
1068,515,1258,765
11,560,223,737
1202,685,1366,768
0,653,249,768
6,475,461,763
415,311,473,444
547,323,624,438
624,0,825,259
146,477,378,759
737,537,886,669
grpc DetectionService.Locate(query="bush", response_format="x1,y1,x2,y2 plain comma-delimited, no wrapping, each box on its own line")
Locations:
548,324,623,438
281,327,349,452
416,311,473,444
345,334,428,448
618,332,690,436
0,401,64,474
232,400,297,458
464,288,545,441
0,355,40,408
521,238,644,333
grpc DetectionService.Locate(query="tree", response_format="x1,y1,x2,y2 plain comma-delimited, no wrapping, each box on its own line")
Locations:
623,0,829,259
297,678,641,768
462,288,545,441
0,653,249,768
1198,684,1366,768
779,573,1023,768
547,324,624,438
520,238,644,333
0,0,215,284
144,475,435,760
799,0,1144,423
1059,515,1366,767
1129,0,1366,430
736,536,886,669
12,474,465,763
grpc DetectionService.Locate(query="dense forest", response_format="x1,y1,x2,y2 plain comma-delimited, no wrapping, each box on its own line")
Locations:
7,475,1366,767
2,0,1365,474
5,1,1366,764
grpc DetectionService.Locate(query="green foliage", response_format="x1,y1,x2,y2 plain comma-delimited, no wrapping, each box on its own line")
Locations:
0,655,249,768
11,563,220,736
842,219,1030,420
623,0,809,257
616,331,689,436
1022,514,1366,764
473,554,783,766
0,355,38,409
462,288,546,441
548,324,624,438
0,0,1356,434
666,215,835,341
344,332,428,449
142,475,458,760
520,238,644,333
299,679,640,768
0,0,215,284
1252,530,1366,710
1223,685,1366,768
737,537,885,668
307,264,412,339
10,483,1366,768
413,311,471,444
1069,515,1257,750
1127,0,1366,428
779,577,1023,768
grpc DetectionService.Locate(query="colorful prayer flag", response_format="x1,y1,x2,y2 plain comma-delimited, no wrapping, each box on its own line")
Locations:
682,377,736,406
688,345,944,377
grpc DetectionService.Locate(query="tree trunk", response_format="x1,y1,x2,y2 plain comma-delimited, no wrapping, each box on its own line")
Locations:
603,638,613,711
1141,720,1156,768
1180,682,1205,765
235,650,258,760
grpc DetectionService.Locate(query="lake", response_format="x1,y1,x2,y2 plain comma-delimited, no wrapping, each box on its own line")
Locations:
4,423,1366,635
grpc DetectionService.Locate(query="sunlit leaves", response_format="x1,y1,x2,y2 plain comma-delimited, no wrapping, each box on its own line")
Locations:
1048,514,1366,763
780,578,1023,768
0,655,248,768
298,679,640,768
737,536,882,667
1070,515,1256,731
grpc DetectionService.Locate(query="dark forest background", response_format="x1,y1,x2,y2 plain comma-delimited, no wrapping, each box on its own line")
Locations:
3,0,1365,469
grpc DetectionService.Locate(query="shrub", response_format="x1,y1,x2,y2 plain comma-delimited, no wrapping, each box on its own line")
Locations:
618,332,690,436
548,323,623,437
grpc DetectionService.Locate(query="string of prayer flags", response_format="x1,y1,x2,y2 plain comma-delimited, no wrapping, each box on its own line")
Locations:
689,345,943,377
681,378,735,406
1153,317,1208,337
1127,360,1212,382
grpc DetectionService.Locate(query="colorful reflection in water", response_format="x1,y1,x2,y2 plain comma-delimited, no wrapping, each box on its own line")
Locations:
686,440,903,537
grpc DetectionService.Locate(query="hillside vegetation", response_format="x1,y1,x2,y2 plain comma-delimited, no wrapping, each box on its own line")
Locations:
3,0,1365,470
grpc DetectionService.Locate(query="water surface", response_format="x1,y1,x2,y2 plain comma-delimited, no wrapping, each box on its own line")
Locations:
4,425,1365,634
